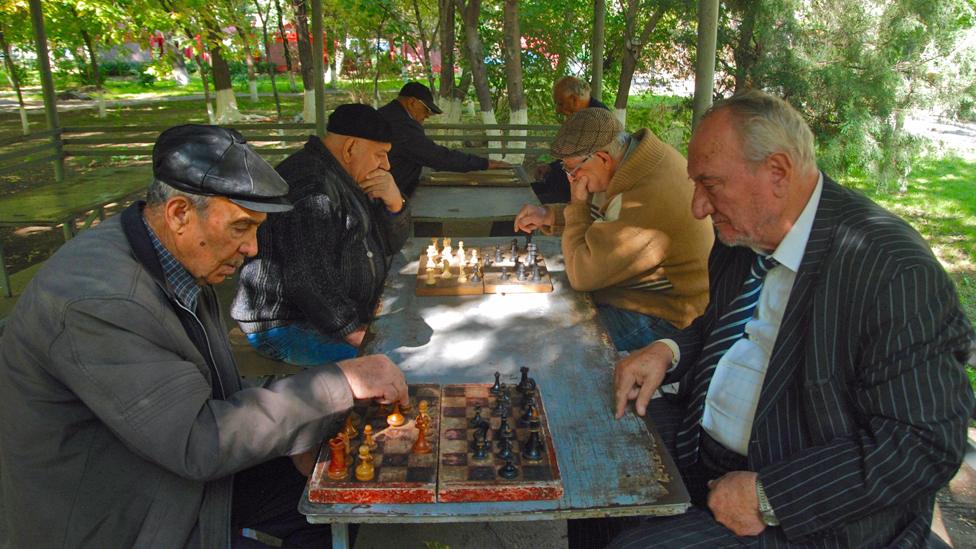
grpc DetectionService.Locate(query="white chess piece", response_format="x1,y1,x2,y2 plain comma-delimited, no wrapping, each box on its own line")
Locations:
440,258,453,279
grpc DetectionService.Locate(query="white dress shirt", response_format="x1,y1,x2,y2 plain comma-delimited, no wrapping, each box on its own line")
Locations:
701,174,824,455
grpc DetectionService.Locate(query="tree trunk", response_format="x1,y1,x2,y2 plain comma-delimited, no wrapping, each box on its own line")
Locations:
79,29,102,89
614,1,667,126
292,0,316,122
411,0,436,92
332,26,345,88
164,37,190,85
255,0,282,119
208,30,243,123
236,27,259,102
0,28,29,134
158,0,213,121
457,0,500,152
273,0,298,92
731,0,758,93
372,24,384,107
591,0,606,101
502,0,526,163
438,0,462,123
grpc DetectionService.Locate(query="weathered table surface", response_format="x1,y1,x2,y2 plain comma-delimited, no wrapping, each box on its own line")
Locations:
300,237,689,546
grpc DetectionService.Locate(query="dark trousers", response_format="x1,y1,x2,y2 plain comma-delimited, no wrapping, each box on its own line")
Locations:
530,164,571,204
232,457,341,549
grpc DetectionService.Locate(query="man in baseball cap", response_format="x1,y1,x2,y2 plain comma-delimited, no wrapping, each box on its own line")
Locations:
233,103,413,366
514,108,714,353
378,81,510,197
0,124,409,548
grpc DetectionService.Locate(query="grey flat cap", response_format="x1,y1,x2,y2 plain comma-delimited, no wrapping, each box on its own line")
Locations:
550,108,624,158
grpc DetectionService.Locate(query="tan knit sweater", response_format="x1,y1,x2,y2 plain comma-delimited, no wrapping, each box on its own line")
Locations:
545,129,713,328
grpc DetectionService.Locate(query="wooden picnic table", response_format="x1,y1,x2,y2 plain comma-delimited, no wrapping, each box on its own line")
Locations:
300,236,690,548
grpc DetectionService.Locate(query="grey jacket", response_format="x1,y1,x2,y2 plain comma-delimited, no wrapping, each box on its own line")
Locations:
0,203,354,548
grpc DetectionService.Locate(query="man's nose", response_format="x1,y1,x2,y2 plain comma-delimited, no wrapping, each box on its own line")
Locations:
380,153,390,171
691,184,713,220
240,234,259,258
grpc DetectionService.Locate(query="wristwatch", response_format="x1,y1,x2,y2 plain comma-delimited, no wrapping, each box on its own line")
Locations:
755,478,780,527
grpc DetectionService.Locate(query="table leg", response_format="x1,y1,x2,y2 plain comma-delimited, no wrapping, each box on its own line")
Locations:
0,237,10,298
331,522,349,549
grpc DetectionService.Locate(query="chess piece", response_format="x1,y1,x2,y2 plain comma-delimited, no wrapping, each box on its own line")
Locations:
458,264,468,283
490,372,502,394
501,267,510,280
440,258,453,279
498,417,514,440
327,436,348,480
494,246,502,263
497,436,514,460
498,458,519,480
516,366,532,393
470,405,485,428
519,400,536,427
363,424,377,450
532,263,541,282
517,263,526,281
387,402,405,427
418,400,431,426
355,444,375,481
470,269,481,283
472,435,490,460
457,241,465,258
522,424,544,461
470,249,478,265
339,430,352,456
412,418,432,454
343,414,358,439
425,267,437,286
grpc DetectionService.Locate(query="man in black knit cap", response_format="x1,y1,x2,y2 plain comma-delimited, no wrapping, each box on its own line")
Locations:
232,103,411,365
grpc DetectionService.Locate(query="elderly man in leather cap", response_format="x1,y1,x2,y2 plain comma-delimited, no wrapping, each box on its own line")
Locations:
233,104,414,366
0,125,408,548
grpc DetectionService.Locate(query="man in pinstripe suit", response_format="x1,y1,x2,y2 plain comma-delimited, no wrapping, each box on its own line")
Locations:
610,90,974,548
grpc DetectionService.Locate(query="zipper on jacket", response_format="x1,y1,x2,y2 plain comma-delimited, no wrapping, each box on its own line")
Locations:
174,300,226,399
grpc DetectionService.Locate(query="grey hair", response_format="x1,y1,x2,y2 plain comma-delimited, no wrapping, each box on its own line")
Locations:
146,179,211,212
600,132,630,162
703,89,817,175
553,76,590,101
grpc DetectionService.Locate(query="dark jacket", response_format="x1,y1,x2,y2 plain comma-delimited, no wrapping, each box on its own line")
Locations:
0,202,353,548
232,136,411,338
669,176,975,547
534,97,611,203
378,99,489,197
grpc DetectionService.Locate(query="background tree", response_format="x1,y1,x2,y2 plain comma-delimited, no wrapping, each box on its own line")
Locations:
502,0,527,163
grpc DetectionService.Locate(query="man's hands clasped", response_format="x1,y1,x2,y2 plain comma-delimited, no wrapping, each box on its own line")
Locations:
358,169,404,213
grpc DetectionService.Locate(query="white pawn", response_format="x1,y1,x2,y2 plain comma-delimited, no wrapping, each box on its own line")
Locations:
470,249,478,266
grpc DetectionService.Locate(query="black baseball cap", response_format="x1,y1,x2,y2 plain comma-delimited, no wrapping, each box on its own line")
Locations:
398,82,443,115
153,125,292,213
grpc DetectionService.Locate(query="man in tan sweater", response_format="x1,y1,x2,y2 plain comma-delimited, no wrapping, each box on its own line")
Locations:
515,108,713,351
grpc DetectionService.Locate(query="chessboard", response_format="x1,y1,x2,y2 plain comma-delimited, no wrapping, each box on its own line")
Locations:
415,236,554,296
307,369,563,504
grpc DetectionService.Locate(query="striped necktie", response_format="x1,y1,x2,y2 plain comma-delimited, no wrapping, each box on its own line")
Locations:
674,252,779,468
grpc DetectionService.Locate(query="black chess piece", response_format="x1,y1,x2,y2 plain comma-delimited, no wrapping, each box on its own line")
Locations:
518,400,536,428
498,458,519,479
498,417,515,440
492,395,507,417
522,426,544,461
532,264,541,281
471,269,481,283
516,366,535,393
497,436,514,460
472,436,490,460
490,372,501,395
470,405,485,427
521,386,537,408
494,246,502,263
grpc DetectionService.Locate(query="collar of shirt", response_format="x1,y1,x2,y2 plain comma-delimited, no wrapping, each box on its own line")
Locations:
756,171,824,273
142,215,201,311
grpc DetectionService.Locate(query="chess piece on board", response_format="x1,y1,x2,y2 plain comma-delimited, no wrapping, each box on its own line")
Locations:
497,436,514,460
417,400,432,426
363,424,377,450
519,400,537,428
425,267,437,286
499,417,514,440
355,444,375,481
412,417,432,454
498,458,519,479
343,414,358,439
490,372,502,394
517,366,537,393
472,435,490,460
327,436,348,480
339,430,352,456
387,402,405,427
458,264,468,283
470,405,485,428
440,258,453,279
522,422,544,461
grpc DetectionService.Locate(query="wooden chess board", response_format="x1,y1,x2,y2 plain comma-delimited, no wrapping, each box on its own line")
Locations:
415,238,553,296
307,383,563,504
307,384,441,504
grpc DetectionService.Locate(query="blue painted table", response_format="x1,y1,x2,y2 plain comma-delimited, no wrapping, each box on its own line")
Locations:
300,237,690,547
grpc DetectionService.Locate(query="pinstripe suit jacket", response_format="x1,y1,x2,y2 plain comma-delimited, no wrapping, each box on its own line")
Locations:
667,175,975,548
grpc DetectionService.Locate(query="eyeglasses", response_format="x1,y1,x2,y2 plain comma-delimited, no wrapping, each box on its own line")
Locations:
561,153,596,178
416,98,432,115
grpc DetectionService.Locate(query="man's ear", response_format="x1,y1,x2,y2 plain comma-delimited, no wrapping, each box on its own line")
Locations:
341,137,357,163
163,196,194,235
766,152,794,198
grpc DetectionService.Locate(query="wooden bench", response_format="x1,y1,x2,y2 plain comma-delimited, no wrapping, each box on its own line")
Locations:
425,122,561,158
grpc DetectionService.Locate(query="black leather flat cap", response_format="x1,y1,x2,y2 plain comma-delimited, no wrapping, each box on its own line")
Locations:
153,125,292,213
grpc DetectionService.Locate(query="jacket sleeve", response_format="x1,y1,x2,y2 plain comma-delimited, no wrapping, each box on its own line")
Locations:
398,122,489,173
560,194,673,291
48,297,354,481
375,198,412,256
280,193,362,337
758,264,975,541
